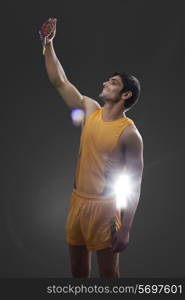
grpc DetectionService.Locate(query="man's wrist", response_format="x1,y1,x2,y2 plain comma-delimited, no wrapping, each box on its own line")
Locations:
42,40,53,55
45,40,53,47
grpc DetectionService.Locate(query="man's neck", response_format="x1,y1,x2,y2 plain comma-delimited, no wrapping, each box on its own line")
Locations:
102,101,126,121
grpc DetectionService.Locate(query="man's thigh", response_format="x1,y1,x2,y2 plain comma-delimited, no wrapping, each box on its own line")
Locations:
96,247,120,278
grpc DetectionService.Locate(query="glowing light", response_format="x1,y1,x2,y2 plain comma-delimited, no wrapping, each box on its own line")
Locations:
70,108,84,126
114,173,132,209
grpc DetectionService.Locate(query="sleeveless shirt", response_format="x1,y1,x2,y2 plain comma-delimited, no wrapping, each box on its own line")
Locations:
74,108,134,196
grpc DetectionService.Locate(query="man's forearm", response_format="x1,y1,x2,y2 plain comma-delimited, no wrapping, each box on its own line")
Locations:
120,192,140,233
44,41,67,86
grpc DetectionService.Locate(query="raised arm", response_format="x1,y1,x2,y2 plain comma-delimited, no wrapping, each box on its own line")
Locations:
39,18,100,114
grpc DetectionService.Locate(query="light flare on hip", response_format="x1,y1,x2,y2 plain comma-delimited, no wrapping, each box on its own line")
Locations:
113,173,133,209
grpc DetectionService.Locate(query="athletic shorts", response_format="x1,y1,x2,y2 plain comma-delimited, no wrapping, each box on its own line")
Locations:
66,189,121,251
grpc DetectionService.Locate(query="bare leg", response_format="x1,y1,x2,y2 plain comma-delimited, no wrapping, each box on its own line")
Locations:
68,244,92,278
96,248,120,278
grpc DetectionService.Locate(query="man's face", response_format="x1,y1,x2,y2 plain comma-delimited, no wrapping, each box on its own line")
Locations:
99,75,124,102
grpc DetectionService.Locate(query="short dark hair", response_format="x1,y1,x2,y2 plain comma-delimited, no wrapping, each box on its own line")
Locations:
111,72,141,112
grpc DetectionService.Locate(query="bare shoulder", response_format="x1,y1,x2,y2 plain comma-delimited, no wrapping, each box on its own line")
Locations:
119,125,144,172
83,96,101,110
120,124,143,152
82,96,101,119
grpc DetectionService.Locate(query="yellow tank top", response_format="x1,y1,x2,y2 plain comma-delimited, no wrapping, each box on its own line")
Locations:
74,108,134,196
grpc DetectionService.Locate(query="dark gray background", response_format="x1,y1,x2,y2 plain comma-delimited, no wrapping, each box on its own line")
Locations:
1,0,185,278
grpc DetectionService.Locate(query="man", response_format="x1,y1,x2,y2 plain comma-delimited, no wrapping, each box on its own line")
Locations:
39,18,143,278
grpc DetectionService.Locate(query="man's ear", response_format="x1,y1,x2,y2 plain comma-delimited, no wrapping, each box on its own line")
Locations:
121,90,132,100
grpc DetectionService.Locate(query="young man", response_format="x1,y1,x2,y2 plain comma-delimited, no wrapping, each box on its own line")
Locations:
39,18,143,278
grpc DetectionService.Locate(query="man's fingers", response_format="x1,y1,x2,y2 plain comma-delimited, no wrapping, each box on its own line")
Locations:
111,244,119,253
43,36,46,46
40,18,57,37
111,241,124,253
52,18,57,24
112,241,128,253
111,234,128,253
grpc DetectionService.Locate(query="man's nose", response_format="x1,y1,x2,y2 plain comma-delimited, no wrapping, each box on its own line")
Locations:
103,81,108,87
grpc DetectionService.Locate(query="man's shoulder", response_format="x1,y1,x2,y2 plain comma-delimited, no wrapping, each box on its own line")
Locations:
82,96,101,121
83,96,101,110
120,122,143,148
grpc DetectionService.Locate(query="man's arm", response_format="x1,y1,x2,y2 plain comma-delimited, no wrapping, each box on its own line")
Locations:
39,18,100,115
111,125,144,253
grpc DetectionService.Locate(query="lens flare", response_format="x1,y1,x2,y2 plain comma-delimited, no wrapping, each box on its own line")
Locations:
70,108,84,126
114,173,132,209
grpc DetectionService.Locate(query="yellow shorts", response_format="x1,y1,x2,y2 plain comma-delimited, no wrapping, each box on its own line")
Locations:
66,189,121,251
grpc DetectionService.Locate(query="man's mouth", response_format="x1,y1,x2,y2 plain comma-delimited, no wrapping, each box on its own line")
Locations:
103,88,109,92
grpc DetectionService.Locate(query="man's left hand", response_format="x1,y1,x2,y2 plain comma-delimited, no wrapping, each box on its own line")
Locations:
110,227,130,253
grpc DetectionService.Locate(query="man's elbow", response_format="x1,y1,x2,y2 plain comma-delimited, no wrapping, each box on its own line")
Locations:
52,77,68,88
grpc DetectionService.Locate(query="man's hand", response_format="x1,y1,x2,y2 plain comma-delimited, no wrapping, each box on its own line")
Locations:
110,226,130,253
39,18,57,54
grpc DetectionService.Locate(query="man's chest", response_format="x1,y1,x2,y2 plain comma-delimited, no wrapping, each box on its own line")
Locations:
82,121,122,153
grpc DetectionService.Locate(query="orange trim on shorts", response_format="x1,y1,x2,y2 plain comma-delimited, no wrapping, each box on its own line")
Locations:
67,238,111,251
